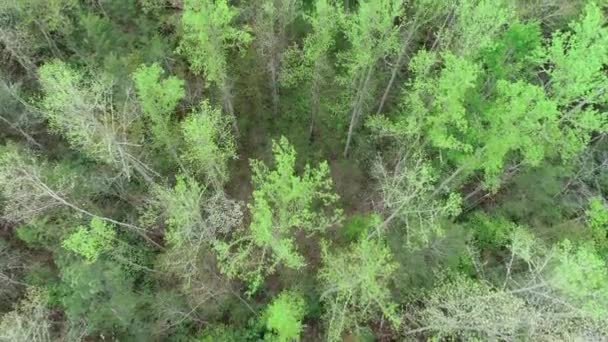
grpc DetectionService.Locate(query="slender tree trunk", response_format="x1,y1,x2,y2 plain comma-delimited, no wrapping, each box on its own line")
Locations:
344,65,374,157
376,28,416,115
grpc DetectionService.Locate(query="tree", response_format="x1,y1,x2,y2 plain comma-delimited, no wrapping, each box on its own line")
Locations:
178,0,251,128
0,143,73,224
280,0,343,140
410,272,538,340
375,0,452,115
0,0,78,73
318,236,400,341
408,228,608,340
545,2,608,158
586,196,608,251
62,217,117,263
144,174,243,291
181,101,237,190
58,257,149,339
0,143,159,247
438,0,515,57
371,153,462,249
0,238,25,311
371,34,602,193
215,137,341,294
38,61,152,180
341,0,404,157
263,291,307,342
0,287,53,342
252,0,300,114
133,63,185,151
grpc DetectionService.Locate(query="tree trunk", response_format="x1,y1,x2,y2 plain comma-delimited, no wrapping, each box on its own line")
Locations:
376,28,416,115
344,65,374,157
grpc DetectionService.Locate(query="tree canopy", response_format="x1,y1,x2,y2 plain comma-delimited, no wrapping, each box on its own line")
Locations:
0,0,607,340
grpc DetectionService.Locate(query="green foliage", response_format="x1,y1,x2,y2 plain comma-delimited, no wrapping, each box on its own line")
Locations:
340,0,403,78
587,197,608,249
318,237,400,341
264,291,306,342
62,217,116,263
481,22,543,80
545,2,608,158
281,0,342,88
3,1,608,340
58,258,147,338
38,61,142,177
587,197,608,231
551,240,608,319
443,0,515,57
341,213,380,242
476,80,561,187
467,213,515,249
546,2,608,107
181,101,236,188
0,287,53,342
215,137,341,294
133,63,185,149
178,0,251,82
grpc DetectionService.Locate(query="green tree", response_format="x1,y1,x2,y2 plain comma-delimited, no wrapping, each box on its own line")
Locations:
371,153,462,249
252,0,300,114
281,0,343,140
264,291,306,342
0,287,53,342
178,0,251,127
586,196,608,251
181,101,237,189
133,63,185,151
318,237,400,341
38,61,151,180
438,0,515,57
408,228,608,340
215,137,341,293
545,2,608,158
341,0,404,156
58,258,149,338
62,217,117,263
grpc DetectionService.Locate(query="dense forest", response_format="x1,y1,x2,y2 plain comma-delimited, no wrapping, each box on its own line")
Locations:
0,0,607,341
